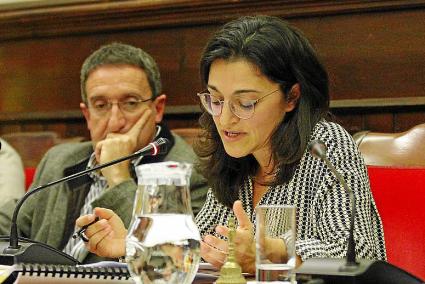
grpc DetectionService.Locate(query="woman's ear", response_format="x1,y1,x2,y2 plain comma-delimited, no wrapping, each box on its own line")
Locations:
285,83,301,112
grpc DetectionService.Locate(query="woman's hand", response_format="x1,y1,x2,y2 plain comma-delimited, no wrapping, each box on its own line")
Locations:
200,200,257,274
75,207,127,258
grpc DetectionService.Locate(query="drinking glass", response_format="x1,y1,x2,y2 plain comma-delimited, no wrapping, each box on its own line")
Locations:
126,161,201,284
256,205,296,283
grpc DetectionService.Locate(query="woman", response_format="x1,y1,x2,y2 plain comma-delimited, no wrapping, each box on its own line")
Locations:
76,15,386,273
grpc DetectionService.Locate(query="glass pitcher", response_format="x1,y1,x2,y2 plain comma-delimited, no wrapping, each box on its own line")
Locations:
126,161,201,284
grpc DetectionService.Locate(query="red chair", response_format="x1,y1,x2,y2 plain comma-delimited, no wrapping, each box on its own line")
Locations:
367,166,425,280
354,124,425,280
24,167,37,190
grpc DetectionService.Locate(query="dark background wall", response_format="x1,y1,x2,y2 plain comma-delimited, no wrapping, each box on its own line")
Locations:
0,0,424,139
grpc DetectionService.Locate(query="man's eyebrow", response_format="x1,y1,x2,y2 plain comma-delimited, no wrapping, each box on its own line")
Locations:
88,93,142,100
88,95,107,101
122,93,144,99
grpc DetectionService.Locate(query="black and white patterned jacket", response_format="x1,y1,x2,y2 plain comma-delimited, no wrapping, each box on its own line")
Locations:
195,120,387,261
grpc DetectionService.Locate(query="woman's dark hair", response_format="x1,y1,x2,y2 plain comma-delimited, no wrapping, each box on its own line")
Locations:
195,15,329,207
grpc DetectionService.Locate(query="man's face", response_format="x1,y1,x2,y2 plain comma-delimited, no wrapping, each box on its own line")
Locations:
80,64,166,151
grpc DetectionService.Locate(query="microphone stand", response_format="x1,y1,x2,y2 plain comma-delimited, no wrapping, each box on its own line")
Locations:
317,151,357,271
296,140,422,284
0,138,169,265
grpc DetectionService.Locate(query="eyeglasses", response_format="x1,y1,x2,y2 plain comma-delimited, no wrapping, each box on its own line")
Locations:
88,96,152,115
197,89,280,119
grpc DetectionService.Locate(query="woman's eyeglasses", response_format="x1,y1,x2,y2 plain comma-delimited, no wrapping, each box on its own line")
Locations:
197,89,280,119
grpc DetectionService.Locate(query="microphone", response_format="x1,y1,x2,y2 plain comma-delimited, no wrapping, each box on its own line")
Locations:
296,140,422,283
308,139,357,269
0,137,170,266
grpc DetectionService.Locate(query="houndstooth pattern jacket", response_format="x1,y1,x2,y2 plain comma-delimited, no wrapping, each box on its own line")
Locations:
195,120,387,261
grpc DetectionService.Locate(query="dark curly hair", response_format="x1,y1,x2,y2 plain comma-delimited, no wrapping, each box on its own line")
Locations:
195,15,330,207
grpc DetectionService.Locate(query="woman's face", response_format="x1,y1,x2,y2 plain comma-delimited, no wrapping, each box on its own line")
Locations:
207,59,296,163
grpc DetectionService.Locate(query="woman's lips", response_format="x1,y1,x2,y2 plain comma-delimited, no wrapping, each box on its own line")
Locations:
222,130,245,141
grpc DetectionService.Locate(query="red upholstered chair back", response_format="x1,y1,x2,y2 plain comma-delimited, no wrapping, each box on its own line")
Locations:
367,166,425,281
354,125,425,281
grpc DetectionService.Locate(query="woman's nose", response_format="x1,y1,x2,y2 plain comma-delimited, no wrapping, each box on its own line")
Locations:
219,101,239,126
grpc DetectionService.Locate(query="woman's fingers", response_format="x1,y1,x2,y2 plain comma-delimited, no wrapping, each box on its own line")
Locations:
215,225,229,237
233,200,252,230
200,240,227,269
203,234,228,253
201,234,229,269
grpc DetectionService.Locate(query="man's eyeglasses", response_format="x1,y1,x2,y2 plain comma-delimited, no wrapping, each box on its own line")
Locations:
88,97,152,115
197,89,280,119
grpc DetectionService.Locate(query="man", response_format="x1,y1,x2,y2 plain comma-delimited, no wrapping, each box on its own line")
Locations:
0,42,207,263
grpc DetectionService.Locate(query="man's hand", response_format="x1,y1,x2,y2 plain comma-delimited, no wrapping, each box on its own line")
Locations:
76,207,127,258
95,109,153,187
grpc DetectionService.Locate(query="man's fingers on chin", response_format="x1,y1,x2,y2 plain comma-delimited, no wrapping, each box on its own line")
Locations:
128,109,150,136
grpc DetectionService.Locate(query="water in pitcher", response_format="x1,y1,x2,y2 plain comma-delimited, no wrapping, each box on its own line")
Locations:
126,214,200,284
128,162,200,284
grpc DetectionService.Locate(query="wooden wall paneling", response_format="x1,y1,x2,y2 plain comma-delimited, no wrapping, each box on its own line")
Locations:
363,113,395,132
43,122,70,139
42,119,89,139
330,113,365,134
164,114,201,130
0,38,87,113
290,8,425,101
1,0,424,41
0,0,425,137
0,123,21,134
21,123,45,132
395,112,425,132
0,25,215,113
63,121,89,139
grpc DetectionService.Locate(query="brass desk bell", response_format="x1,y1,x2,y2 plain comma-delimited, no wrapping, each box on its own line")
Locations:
216,216,247,284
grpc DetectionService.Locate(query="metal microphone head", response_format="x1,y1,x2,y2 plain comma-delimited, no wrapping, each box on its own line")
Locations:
308,139,327,160
153,137,170,155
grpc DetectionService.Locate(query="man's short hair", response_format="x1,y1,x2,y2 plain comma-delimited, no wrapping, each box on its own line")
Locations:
80,42,162,103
